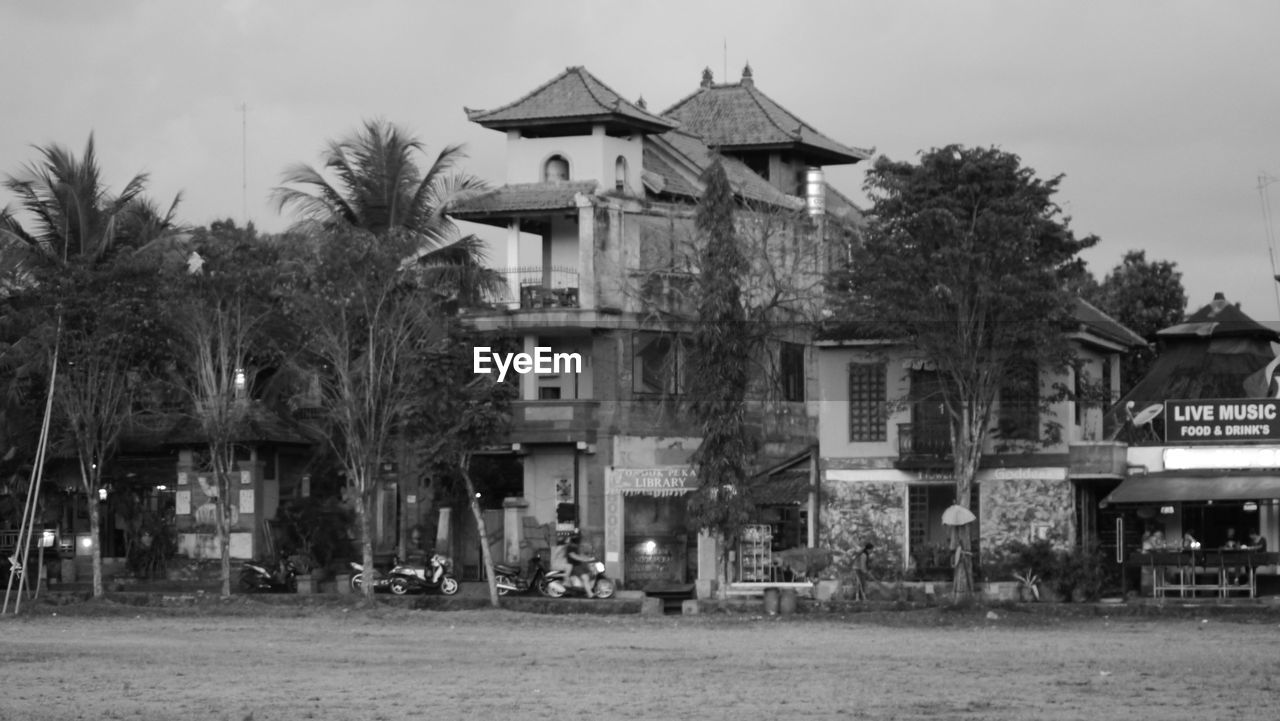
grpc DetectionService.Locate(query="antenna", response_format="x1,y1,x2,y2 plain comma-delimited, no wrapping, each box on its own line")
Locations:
240,103,247,226
723,38,727,83
1257,173,1280,318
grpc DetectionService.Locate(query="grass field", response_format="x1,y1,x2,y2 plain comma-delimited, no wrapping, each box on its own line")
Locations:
2,598,1279,720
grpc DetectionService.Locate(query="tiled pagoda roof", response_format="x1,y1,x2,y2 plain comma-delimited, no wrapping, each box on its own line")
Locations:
662,66,871,165
465,66,677,134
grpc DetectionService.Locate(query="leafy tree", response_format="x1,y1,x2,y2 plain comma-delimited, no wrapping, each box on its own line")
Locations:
165,227,286,598
1087,250,1186,392
832,145,1096,596
0,136,182,594
413,324,514,607
685,160,760,598
286,226,449,600
0,254,167,597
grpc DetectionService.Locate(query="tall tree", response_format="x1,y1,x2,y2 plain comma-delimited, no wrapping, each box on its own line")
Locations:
0,134,180,272
685,160,759,599
0,135,182,596
413,324,514,608
1,254,166,597
271,119,502,300
166,226,284,598
1088,250,1186,392
287,226,447,600
833,145,1096,596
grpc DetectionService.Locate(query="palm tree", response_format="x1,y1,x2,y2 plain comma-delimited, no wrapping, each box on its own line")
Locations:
0,134,182,598
0,134,177,271
272,119,504,301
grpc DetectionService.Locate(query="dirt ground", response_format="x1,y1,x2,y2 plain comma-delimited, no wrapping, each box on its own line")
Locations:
2,600,1279,721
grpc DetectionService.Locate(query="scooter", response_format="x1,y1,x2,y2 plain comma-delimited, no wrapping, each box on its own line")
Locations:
542,558,615,599
239,558,297,593
491,552,548,596
387,553,460,596
348,560,392,593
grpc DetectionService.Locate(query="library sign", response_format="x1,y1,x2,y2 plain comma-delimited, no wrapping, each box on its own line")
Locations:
1165,399,1280,443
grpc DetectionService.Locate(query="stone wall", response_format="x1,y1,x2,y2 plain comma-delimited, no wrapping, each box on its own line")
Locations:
979,477,1075,563
818,479,904,578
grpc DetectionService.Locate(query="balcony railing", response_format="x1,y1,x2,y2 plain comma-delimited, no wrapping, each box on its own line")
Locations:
509,400,599,444
897,423,953,460
495,266,580,309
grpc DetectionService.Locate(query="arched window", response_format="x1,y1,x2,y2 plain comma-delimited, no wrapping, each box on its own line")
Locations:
614,156,628,191
543,155,570,182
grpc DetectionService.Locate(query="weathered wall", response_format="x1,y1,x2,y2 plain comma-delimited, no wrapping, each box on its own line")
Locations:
979,476,1076,560
818,479,905,577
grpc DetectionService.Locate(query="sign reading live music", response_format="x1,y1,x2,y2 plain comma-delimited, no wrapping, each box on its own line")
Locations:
1164,399,1280,443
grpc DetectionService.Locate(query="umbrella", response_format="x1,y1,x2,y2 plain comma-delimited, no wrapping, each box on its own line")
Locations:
941,504,977,526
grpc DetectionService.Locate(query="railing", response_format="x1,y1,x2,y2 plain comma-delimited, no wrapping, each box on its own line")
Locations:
509,400,599,443
897,423,952,459
494,266,580,309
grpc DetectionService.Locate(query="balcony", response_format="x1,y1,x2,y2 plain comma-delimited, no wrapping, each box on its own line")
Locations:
497,266,580,310
509,400,599,444
897,423,953,466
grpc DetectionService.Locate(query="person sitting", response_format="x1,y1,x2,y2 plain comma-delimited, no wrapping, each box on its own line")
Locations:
1244,531,1268,552
1222,528,1240,550
1142,528,1166,552
1182,531,1201,550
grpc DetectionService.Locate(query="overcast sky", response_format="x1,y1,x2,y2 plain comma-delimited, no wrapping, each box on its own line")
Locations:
4,1,1280,321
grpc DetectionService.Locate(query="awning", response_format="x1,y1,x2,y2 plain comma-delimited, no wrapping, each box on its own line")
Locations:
1101,474,1280,506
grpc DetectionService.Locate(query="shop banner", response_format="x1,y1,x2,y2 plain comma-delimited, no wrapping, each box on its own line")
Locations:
1164,399,1280,443
609,466,699,497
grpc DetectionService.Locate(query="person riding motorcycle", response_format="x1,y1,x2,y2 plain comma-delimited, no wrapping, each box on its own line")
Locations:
565,534,595,598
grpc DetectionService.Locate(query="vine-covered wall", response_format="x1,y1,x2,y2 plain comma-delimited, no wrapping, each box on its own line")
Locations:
818,479,904,577
979,477,1075,562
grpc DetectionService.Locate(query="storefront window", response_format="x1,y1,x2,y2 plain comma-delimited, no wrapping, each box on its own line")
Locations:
622,494,692,590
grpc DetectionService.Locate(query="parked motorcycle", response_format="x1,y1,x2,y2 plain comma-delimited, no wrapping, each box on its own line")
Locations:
348,560,392,593
491,552,548,596
388,553,459,596
543,558,615,599
239,558,297,593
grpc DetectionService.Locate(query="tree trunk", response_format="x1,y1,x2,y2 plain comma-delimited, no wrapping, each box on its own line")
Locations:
951,405,981,598
716,533,730,601
89,492,103,598
216,466,231,599
358,484,374,601
460,454,499,608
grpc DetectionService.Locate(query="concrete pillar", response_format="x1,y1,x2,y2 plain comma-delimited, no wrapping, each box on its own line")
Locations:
576,201,595,309
503,497,529,564
696,531,719,599
506,218,521,307
521,335,538,401
436,506,452,558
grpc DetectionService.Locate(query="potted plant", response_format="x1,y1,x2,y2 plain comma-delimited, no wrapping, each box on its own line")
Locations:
1012,568,1041,602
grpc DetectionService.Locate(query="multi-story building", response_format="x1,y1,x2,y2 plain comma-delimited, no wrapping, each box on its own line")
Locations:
449,65,869,592
814,298,1146,580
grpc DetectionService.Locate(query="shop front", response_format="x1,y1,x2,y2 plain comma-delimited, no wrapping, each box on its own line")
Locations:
1102,442,1280,596
604,466,699,592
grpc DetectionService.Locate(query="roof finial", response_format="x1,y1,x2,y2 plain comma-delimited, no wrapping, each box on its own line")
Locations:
701,67,714,88
741,62,753,86
636,95,647,110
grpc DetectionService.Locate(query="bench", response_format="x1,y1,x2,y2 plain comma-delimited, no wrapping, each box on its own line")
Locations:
1131,551,1280,599
724,581,815,598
